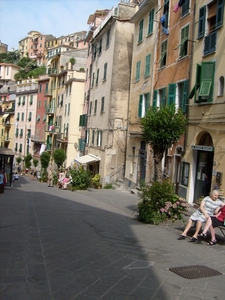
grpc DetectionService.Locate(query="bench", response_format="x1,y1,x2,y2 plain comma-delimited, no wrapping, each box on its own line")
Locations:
182,209,225,239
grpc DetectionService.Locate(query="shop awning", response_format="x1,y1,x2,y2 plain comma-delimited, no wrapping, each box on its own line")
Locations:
74,154,100,165
2,114,9,118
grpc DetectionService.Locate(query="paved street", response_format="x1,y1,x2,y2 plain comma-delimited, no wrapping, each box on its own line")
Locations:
0,176,225,300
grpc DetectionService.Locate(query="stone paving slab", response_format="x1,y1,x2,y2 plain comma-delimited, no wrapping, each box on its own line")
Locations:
0,176,225,300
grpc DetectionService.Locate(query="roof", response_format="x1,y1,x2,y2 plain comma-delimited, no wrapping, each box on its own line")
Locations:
0,148,14,156
74,154,100,165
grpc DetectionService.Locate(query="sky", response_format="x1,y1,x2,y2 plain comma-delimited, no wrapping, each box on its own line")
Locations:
0,0,118,51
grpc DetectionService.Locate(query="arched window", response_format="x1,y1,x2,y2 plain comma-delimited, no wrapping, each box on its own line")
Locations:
218,76,224,96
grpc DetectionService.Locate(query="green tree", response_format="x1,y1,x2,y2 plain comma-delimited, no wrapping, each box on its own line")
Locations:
0,51,20,63
69,57,76,68
16,156,22,165
52,149,66,169
33,158,39,168
40,152,51,170
141,104,186,182
24,153,32,169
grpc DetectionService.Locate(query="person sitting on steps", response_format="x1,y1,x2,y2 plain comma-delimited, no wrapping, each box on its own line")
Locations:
177,190,224,242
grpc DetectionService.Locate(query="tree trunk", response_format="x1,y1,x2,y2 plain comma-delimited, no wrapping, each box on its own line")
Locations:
153,151,164,182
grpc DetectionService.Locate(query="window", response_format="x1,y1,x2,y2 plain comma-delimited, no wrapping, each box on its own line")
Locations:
27,129,31,138
138,19,144,43
152,90,158,107
64,104,67,116
135,61,141,81
99,38,102,54
37,115,40,122
181,162,190,186
168,83,176,105
159,88,166,107
69,83,72,94
179,25,189,57
19,144,22,153
92,130,95,145
159,40,167,68
218,76,224,96
103,63,107,81
15,143,18,152
85,129,90,144
92,72,95,87
45,83,48,91
68,103,70,115
29,95,33,105
204,31,217,56
28,112,32,121
89,101,92,115
78,138,85,152
18,96,21,105
148,9,154,35
21,112,24,121
44,100,47,108
96,69,99,85
15,128,19,137
163,0,170,30
17,113,20,121
96,131,102,147
39,84,42,92
79,114,87,127
144,54,151,77
101,97,105,113
22,96,25,105
93,44,97,60
94,100,97,114
189,61,215,103
20,129,23,137
181,0,190,17
138,93,150,118
106,29,110,48
177,80,189,112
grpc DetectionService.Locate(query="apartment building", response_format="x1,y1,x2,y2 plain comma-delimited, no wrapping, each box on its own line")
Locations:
125,0,158,189
0,63,20,149
181,0,225,203
31,75,49,159
79,1,136,184
14,80,38,161
45,46,87,166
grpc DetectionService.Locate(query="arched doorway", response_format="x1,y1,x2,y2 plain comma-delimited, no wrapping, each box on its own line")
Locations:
193,133,214,202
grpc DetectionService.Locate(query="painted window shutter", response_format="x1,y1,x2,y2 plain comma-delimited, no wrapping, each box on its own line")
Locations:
198,6,206,39
182,80,189,113
194,64,202,102
148,9,154,34
138,95,143,117
204,31,217,56
168,83,176,105
153,90,157,107
199,62,215,102
162,87,166,107
145,54,151,77
145,93,150,113
216,0,224,29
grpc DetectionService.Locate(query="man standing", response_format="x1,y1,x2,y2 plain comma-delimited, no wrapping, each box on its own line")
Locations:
0,170,5,193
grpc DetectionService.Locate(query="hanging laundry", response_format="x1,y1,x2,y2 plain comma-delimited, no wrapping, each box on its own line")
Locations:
178,0,186,7
173,3,180,13
160,15,169,35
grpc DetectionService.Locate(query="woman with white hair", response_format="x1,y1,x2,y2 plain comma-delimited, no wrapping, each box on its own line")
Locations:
177,190,224,242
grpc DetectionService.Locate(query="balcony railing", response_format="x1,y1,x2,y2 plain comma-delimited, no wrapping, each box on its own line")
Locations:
45,125,60,133
47,68,58,76
44,89,53,97
46,106,55,114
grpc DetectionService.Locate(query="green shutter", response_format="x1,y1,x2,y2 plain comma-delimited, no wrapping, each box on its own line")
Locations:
148,9,154,34
138,95,143,117
168,83,176,105
152,90,157,107
193,64,202,102
145,93,150,113
216,0,224,29
198,6,206,39
162,87,166,107
199,62,215,102
145,54,151,77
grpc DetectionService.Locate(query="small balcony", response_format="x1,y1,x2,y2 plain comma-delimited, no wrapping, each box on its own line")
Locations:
45,125,60,134
44,89,53,97
47,68,58,77
46,106,55,115
31,135,45,143
3,121,11,128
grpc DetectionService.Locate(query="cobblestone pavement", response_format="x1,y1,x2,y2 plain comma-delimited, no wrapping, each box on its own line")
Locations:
0,176,225,300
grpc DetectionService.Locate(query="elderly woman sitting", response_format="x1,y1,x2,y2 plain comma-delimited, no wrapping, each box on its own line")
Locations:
177,190,224,242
